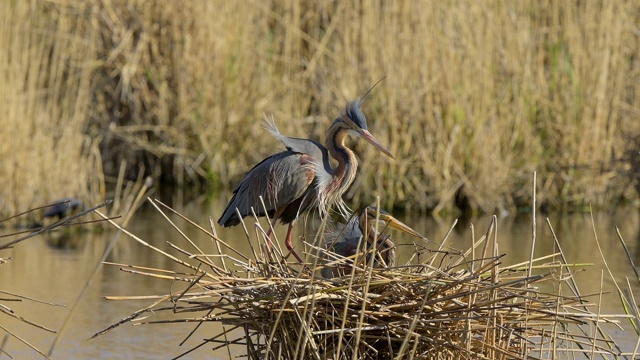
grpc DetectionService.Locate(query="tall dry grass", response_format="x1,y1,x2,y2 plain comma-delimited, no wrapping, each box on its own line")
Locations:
0,1,98,220
1,1,639,218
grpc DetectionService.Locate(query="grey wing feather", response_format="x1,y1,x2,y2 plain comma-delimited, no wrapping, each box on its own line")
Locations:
327,216,362,246
217,151,314,227
264,119,333,176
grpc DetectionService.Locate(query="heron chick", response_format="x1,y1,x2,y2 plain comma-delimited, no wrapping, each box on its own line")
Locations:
320,206,425,278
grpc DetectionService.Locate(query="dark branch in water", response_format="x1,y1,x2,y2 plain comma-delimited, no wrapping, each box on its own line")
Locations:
0,200,113,251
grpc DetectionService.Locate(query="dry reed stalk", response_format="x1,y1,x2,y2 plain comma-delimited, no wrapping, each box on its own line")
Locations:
94,199,636,359
0,172,153,359
0,200,111,359
0,1,95,219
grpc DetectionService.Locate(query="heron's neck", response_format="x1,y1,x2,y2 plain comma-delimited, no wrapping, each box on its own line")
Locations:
326,122,358,190
363,225,395,266
363,224,379,244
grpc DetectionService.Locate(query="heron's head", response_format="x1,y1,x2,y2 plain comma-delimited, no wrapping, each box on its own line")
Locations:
358,206,426,267
338,100,394,159
360,206,426,242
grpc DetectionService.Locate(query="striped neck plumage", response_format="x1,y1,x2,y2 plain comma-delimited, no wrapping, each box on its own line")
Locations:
319,119,358,219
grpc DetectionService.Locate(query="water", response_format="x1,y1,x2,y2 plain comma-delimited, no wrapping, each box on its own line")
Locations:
1,197,639,359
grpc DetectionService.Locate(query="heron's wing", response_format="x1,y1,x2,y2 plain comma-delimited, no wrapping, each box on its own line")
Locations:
217,151,315,227
264,121,333,176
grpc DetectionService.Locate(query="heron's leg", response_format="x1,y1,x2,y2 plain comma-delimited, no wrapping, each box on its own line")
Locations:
264,208,284,249
264,216,278,248
284,222,304,263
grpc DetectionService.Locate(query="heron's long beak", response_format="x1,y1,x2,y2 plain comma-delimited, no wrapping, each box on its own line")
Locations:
377,213,425,240
359,129,395,159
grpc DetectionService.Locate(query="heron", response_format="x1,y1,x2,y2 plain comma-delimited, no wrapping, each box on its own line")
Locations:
217,98,394,263
320,206,425,278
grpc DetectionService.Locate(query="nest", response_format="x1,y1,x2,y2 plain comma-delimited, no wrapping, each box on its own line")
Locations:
93,200,635,359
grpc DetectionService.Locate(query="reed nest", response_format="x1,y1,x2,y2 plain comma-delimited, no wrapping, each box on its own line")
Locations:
94,199,636,359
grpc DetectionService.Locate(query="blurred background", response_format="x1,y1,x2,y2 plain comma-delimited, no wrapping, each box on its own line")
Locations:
1,1,640,359
1,0,639,219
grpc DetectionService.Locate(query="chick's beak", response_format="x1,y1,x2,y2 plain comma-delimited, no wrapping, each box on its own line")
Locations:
377,213,426,240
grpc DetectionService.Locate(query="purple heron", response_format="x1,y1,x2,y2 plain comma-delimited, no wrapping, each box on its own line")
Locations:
217,99,394,263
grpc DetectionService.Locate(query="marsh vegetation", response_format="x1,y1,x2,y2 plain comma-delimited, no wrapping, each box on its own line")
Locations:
2,2,640,358
1,1,639,219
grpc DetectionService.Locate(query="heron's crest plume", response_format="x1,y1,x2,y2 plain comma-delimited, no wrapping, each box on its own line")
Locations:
343,76,387,130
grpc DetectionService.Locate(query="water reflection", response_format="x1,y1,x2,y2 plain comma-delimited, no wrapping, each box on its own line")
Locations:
1,199,639,359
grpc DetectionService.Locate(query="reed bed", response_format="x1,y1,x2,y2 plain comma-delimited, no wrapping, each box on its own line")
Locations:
2,1,640,218
94,199,638,359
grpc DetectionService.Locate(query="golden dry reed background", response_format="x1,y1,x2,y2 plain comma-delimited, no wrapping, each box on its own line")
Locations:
1,1,639,218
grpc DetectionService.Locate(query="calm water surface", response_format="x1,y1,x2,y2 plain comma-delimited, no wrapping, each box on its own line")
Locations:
1,196,639,359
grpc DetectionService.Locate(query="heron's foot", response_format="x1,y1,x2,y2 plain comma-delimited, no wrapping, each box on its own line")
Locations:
287,247,304,264
284,222,304,264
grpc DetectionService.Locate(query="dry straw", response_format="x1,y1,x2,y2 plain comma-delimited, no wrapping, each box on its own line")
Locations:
3,1,640,218
93,198,637,359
